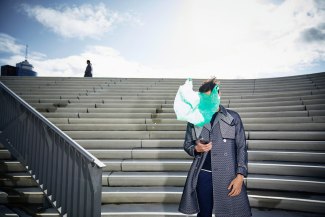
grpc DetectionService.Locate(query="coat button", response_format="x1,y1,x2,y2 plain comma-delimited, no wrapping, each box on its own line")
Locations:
223,139,227,142
224,152,228,156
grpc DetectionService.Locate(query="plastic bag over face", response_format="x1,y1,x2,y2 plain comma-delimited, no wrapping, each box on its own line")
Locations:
173,78,220,127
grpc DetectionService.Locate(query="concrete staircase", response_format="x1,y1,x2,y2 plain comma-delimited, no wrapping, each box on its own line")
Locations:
1,72,325,216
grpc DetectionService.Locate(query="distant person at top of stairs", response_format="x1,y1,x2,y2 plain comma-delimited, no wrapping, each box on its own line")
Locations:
84,60,93,77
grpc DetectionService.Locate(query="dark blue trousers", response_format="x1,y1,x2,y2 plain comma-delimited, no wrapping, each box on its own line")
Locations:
196,170,213,217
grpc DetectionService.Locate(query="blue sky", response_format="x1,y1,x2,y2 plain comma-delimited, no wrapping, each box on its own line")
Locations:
0,0,324,78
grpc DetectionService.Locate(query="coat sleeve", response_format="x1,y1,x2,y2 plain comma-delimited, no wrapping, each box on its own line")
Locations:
183,122,199,157
235,113,248,177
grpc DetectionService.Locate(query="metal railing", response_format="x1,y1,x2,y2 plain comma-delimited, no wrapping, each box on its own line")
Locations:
0,81,105,217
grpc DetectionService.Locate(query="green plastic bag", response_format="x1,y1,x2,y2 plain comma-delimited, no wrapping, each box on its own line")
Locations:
173,78,220,127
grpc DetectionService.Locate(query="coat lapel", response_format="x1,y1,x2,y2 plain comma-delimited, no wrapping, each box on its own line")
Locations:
197,104,234,138
210,104,234,130
202,122,211,131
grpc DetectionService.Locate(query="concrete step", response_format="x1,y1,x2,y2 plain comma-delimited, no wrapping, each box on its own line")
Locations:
309,109,325,116
18,89,324,102
102,99,166,104
90,149,325,163
100,204,325,216
57,123,325,131
55,108,158,113
0,161,26,172
89,149,190,159
48,118,147,124
107,159,325,177
43,112,154,118
17,93,317,106
19,91,88,95
101,186,181,203
153,110,310,118
152,131,323,140
0,172,37,187
247,174,325,193
248,189,325,214
76,139,325,151
160,99,325,108
101,203,185,217
100,186,325,214
58,124,148,131
44,110,325,119
0,188,44,204
84,103,163,108
244,123,325,131
248,140,325,151
76,140,143,149
313,116,325,122
105,172,325,193
248,131,325,140
160,105,306,113
20,207,60,217
301,93,325,100
72,84,315,93
0,205,20,217
248,150,325,163
6,145,324,162
65,130,246,139
0,149,12,159
66,131,150,139
0,205,39,216
104,172,186,187
249,161,325,178
306,104,325,110
161,117,318,124
303,99,325,105
33,99,324,112
32,95,310,105
163,100,304,108
102,159,190,172
48,116,317,125
0,190,8,203
232,101,304,108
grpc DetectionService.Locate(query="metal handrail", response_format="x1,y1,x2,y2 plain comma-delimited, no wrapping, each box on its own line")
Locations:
0,82,105,167
0,81,105,216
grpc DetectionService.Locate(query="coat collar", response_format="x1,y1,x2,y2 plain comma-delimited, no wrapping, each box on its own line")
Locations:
202,104,234,131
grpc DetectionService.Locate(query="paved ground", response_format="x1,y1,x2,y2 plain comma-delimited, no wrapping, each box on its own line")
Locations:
252,208,324,217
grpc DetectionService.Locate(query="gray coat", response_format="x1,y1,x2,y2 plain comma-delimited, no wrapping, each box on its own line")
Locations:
84,64,93,77
179,104,252,217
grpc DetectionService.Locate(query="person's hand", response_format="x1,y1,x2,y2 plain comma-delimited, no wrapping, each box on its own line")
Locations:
227,174,244,197
194,140,212,152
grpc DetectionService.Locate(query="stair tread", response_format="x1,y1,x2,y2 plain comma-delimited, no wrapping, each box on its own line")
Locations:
102,205,325,217
101,186,325,200
103,171,325,182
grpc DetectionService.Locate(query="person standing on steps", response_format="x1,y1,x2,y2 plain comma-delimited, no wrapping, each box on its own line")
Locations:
179,78,252,217
84,60,93,77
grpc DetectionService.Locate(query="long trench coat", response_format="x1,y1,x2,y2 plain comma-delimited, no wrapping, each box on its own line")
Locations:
178,104,252,217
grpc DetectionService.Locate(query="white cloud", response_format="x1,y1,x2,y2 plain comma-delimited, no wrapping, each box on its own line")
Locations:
30,45,188,78
0,36,177,78
166,0,325,78
0,34,24,54
21,3,141,39
0,33,47,66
